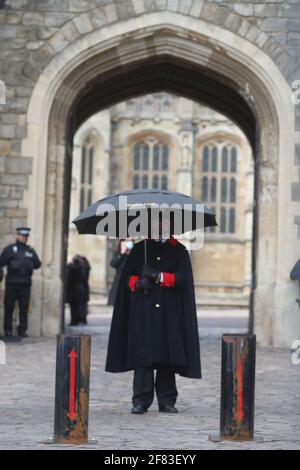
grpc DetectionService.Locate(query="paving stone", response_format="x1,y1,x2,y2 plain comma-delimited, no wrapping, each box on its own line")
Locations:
0,331,299,450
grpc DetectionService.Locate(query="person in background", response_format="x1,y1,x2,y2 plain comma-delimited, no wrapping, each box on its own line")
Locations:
79,256,91,325
66,255,90,326
107,238,134,306
0,227,41,337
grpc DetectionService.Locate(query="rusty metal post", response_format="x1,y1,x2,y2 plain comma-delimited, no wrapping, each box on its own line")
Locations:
219,334,256,441
51,334,91,444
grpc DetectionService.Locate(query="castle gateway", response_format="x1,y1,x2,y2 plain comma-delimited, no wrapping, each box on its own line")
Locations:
0,1,299,347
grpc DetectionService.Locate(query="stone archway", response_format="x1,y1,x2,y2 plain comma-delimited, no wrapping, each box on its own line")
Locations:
22,13,296,347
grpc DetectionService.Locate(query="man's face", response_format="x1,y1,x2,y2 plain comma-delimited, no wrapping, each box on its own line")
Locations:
16,234,28,244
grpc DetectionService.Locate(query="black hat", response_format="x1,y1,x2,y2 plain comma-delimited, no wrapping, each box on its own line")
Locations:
16,227,31,236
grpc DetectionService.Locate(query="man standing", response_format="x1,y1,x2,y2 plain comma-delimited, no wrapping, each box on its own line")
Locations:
66,255,90,326
0,227,41,337
105,225,201,414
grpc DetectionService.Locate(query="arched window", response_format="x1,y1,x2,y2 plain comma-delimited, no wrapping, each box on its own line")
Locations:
145,95,152,112
143,144,149,170
162,144,169,170
211,146,218,172
211,177,217,202
132,137,169,190
231,147,237,172
229,208,236,233
221,177,227,202
209,206,217,233
152,174,159,189
134,144,140,170
142,174,148,188
133,174,139,189
220,207,227,233
222,147,228,172
230,178,236,203
80,139,94,212
200,142,238,234
161,175,168,190
202,146,209,171
153,144,159,170
202,177,208,202
163,95,172,112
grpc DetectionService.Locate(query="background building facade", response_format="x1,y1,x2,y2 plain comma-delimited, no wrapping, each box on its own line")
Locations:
68,94,253,307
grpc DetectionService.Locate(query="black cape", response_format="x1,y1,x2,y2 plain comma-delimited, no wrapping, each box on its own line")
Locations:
105,239,201,379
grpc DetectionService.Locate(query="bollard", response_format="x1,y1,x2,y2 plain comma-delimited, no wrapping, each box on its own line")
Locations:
50,334,92,445
220,334,256,440
210,334,257,442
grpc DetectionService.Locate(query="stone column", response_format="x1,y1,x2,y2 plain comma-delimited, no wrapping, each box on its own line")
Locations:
176,119,198,254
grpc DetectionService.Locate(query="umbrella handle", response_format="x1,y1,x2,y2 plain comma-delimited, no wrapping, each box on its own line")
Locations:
144,239,148,294
144,239,147,265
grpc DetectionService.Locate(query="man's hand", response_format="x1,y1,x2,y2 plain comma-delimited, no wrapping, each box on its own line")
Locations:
135,276,154,291
141,265,161,283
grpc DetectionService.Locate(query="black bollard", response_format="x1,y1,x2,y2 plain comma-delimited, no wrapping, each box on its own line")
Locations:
52,334,92,444
219,334,256,441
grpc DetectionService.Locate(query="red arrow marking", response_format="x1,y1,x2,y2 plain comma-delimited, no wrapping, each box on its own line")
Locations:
237,357,243,422
67,349,77,421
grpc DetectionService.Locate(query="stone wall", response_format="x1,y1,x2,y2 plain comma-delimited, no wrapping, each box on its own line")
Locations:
0,0,299,239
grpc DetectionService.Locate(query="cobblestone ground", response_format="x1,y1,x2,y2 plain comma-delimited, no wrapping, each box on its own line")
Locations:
0,327,299,450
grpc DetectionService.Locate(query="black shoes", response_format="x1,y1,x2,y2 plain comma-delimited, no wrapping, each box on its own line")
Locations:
131,404,148,414
131,404,179,414
159,405,178,413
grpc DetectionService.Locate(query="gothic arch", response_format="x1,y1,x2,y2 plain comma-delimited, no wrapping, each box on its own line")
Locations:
22,12,296,346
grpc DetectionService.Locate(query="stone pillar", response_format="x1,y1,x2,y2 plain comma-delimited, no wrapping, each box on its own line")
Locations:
244,165,254,299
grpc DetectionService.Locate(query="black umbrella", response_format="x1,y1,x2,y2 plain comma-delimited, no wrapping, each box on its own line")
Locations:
73,189,217,264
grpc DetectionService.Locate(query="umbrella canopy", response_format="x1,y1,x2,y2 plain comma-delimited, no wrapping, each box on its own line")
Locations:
72,189,217,238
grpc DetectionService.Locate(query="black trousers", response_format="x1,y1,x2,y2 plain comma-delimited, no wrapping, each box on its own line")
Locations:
132,366,178,409
4,283,31,335
69,302,82,326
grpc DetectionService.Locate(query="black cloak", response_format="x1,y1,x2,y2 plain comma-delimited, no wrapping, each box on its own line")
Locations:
105,238,201,379
107,251,129,306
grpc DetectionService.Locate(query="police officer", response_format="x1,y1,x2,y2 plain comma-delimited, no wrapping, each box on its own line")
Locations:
0,227,41,337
